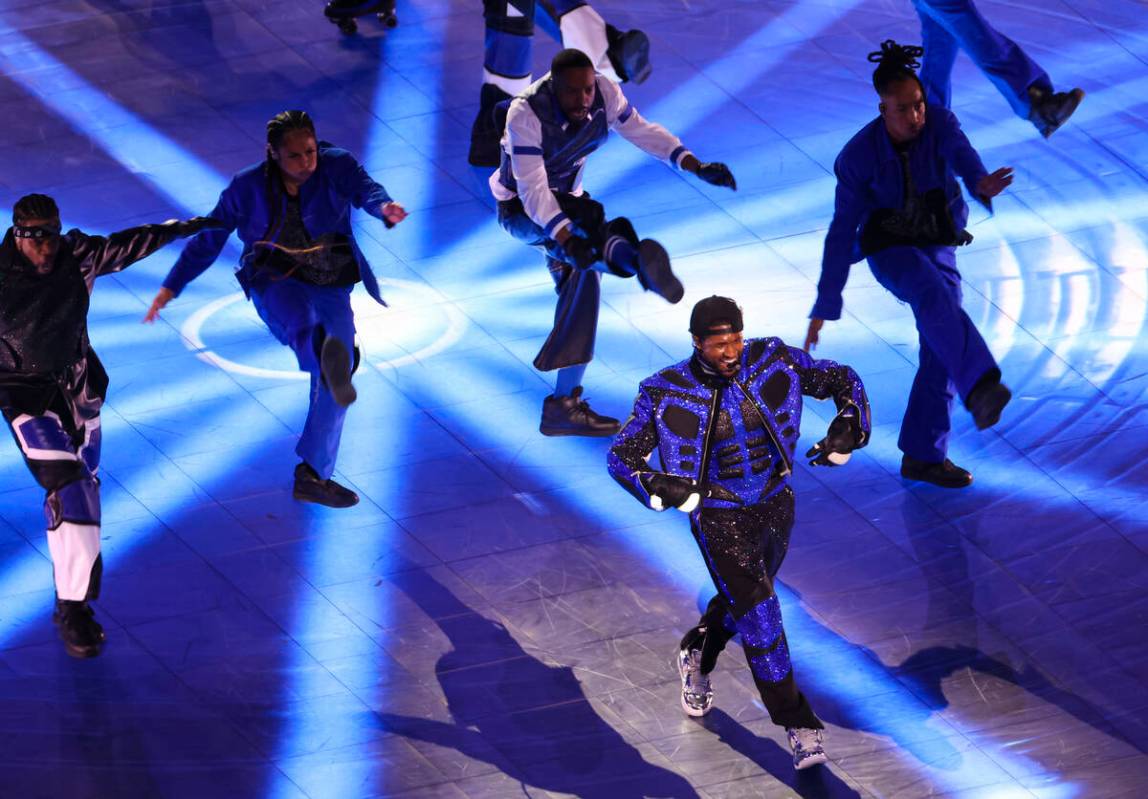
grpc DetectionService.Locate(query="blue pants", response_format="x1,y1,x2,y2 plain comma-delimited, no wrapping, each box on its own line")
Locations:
251,280,355,480
484,1,593,85
914,0,1052,119
868,246,998,463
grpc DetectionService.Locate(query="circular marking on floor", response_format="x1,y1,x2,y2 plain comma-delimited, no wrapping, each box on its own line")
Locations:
180,278,467,379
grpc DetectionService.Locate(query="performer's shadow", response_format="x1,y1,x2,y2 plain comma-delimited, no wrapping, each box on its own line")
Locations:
377,566,699,798
699,709,863,798
788,488,1147,768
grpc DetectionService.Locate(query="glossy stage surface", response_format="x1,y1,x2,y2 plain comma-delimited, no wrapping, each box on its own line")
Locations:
1,0,1146,796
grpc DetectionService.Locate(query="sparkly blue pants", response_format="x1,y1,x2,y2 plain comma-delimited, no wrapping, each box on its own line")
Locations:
913,0,1052,118
251,280,356,480
685,488,822,730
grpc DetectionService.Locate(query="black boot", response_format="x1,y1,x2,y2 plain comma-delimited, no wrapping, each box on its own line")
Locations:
293,462,360,508
1028,86,1085,139
540,386,621,437
320,336,357,408
605,24,652,85
901,455,973,489
966,375,1011,431
469,83,513,168
53,599,106,659
635,239,683,304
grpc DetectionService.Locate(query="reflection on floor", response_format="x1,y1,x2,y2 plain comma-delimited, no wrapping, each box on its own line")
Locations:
1,0,1146,796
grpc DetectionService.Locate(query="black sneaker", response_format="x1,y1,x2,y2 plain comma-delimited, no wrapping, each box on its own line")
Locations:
605,24,652,85
320,336,357,408
967,379,1011,431
293,462,360,508
540,387,621,437
53,600,106,659
1028,86,1085,139
901,455,973,489
469,83,513,168
636,239,683,304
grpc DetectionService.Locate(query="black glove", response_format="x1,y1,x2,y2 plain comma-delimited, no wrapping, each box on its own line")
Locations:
805,409,861,467
696,162,737,191
560,234,600,270
640,473,700,511
168,216,226,237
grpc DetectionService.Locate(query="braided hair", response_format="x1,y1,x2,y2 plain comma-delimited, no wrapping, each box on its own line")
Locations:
868,40,925,96
266,110,316,151
13,193,59,224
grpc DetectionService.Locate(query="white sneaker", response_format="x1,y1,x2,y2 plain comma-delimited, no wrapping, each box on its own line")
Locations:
787,727,828,770
677,647,714,717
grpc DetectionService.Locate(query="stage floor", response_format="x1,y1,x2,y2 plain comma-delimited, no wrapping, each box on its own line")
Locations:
1,0,1147,796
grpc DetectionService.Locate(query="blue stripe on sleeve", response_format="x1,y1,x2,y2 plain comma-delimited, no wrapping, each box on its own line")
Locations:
543,212,569,238
618,104,634,124
512,145,544,155
670,145,687,166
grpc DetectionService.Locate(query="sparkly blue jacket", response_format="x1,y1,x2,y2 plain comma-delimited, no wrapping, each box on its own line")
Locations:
608,338,870,512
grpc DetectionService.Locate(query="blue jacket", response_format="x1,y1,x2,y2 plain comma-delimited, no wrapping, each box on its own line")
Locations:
162,144,393,303
812,107,989,320
608,338,870,513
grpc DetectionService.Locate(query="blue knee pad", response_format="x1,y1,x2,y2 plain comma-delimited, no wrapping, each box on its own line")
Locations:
14,414,73,458
45,475,100,530
736,595,793,683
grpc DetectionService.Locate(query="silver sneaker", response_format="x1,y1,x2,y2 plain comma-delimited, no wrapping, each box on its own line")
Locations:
677,647,714,717
787,727,828,770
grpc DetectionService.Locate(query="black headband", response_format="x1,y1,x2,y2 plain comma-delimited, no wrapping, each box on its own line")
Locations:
13,223,61,240
12,221,60,239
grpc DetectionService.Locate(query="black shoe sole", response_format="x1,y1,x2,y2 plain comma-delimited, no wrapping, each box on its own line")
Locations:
325,0,391,19
638,240,683,304
900,466,973,489
293,485,360,508
60,639,104,658
321,337,357,408
539,423,621,438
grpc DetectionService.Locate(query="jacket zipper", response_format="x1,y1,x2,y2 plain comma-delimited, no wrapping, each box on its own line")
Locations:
732,378,792,477
695,386,723,501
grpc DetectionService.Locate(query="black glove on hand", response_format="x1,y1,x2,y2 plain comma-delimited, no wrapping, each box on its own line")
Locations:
640,473,700,511
561,235,600,270
169,216,226,237
696,162,737,191
805,409,861,467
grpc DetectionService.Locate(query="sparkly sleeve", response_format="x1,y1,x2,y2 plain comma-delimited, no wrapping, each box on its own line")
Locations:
786,345,871,446
607,384,661,507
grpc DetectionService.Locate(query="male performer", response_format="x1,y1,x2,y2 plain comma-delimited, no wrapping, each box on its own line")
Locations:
469,0,651,168
912,0,1084,137
493,48,737,436
147,111,406,508
1,193,217,657
805,41,1012,488
608,296,872,770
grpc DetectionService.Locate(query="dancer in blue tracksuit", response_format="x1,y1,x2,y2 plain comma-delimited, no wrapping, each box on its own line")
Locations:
469,0,651,167
493,49,737,436
912,0,1084,137
608,296,871,770
147,110,407,508
805,41,1013,488
1,193,217,657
